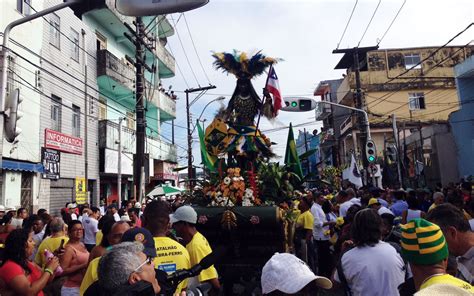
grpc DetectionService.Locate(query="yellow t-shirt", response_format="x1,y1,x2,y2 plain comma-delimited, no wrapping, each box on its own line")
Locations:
428,203,437,212
420,274,474,292
34,235,69,267
96,230,103,246
79,256,100,296
186,232,218,283
154,237,191,293
296,210,314,230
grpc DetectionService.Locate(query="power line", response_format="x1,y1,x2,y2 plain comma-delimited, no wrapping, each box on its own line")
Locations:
377,0,407,45
170,14,200,86
336,0,359,49
182,13,211,84
358,0,382,46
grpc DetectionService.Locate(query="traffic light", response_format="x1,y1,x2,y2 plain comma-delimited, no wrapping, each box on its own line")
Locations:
281,97,317,112
365,139,377,163
386,143,398,163
4,88,22,143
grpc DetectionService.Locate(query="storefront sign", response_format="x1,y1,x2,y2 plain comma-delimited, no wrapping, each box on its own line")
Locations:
154,162,178,180
45,129,83,155
41,148,60,179
75,177,87,205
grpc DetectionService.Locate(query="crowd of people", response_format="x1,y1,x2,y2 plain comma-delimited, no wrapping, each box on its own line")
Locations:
286,180,474,295
0,179,471,295
0,199,219,296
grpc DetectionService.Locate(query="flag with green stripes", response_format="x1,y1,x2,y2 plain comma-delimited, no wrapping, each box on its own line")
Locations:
197,121,217,172
284,123,304,179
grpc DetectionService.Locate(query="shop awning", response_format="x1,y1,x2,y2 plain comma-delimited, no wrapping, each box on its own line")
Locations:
2,159,44,173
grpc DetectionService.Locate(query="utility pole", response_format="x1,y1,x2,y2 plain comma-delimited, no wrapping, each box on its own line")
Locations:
303,128,310,175
332,46,378,185
392,114,403,188
117,118,123,209
185,85,216,189
124,18,156,203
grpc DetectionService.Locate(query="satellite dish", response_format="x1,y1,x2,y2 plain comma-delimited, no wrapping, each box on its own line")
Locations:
115,0,209,16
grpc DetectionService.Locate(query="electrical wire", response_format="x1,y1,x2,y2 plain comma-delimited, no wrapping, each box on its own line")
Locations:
358,0,382,46
182,13,211,84
170,14,200,86
336,0,359,49
377,0,407,45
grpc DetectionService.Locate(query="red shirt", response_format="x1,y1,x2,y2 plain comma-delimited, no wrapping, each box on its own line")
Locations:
0,260,44,296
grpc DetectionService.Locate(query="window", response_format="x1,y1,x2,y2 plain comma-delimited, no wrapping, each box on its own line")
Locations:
49,14,60,49
51,95,62,131
96,31,107,51
126,111,135,130
72,105,80,137
404,54,421,69
98,97,107,120
70,29,80,62
408,92,426,111
17,0,31,16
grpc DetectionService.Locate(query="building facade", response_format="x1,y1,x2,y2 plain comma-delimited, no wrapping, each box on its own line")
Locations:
451,55,474,178
38,0,100,214
77,2,178,204
1,0,44,213
330,45,473,187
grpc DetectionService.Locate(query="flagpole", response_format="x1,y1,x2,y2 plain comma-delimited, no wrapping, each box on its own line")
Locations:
254,64,273,137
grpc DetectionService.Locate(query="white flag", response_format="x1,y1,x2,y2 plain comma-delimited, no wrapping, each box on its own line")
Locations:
343,154,363,188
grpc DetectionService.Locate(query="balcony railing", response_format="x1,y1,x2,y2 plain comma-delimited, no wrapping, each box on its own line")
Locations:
159,91,176,119
340,116,353,135
315,100,332,121
99,120,177,163
97,49,135,90
155,43,176,77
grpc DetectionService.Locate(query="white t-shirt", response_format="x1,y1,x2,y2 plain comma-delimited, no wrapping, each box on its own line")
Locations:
113,212,120,222
334,241,405,296
70,213,78,220
83,216,99,245
378,206,394,216
339,201,355,218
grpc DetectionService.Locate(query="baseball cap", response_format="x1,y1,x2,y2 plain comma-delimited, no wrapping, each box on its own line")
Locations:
400,218,448,265
368,198,380,206
0,205,5,212
120,215,131,222
170,205,197,224
121,227,156,258
134,202,142,209
261,253,332,294
5,206,16,212
67,203,77,209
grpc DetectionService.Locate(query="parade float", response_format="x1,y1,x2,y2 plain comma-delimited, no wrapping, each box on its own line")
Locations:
189,51,305,294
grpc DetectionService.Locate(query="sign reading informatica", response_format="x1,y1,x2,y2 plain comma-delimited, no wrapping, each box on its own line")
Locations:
42,148,60,179
44,129,83,155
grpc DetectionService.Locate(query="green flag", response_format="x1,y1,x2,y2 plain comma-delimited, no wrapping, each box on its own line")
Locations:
197,121,217,172
284,123,304,179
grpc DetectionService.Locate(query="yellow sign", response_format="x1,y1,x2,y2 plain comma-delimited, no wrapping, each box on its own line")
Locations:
75,177,87,205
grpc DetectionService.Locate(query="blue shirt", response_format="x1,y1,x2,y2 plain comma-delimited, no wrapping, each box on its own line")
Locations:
390,200,408,217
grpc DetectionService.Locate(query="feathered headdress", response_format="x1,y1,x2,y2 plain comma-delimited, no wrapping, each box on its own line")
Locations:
212,50,280,79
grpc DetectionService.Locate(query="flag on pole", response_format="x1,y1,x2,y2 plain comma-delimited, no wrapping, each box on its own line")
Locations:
265,65,282,116
342,154,363,188
197,121,217,172
284,123,304,179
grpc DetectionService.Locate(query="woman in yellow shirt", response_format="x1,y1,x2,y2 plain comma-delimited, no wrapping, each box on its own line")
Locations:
294,195,314,263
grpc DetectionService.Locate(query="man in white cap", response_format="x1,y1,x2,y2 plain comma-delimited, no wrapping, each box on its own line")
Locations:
261,252,332,295
68,203,78,220
170,205,220,293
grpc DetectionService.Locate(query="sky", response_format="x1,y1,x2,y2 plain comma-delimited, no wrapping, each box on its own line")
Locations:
160,0,474,167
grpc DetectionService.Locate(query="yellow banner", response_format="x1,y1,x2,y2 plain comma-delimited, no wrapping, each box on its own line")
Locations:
75,177,87,205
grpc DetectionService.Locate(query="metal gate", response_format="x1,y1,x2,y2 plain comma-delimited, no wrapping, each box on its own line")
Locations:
20,172,33,213
49,179,74,216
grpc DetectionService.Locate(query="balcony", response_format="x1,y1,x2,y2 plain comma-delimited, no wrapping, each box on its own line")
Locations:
158,91,176,121
99,120,177,163
336,75,354,106
97,49,135,91
340,116,353,135
154,44,175,78
315,101,332,121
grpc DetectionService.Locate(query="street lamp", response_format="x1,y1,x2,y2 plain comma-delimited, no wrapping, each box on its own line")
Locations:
191,96,225,134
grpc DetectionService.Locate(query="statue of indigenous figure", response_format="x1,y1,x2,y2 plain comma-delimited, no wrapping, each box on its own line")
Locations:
210,51,280,165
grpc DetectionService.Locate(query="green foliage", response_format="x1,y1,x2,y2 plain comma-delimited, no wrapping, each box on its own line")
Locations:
257,161,302,204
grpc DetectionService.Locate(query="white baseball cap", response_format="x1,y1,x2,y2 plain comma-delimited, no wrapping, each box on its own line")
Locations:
5,206,16,212
261,253,332,294
169,205,197,224
120,215,131,222
134,202,142,209
67,203,77,209
0,205,5,212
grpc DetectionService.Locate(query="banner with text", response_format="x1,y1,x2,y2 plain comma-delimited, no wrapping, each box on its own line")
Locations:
45,129,83,155
41,148,60,179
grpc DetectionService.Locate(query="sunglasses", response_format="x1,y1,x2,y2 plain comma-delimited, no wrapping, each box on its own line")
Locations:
133,256,153,272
